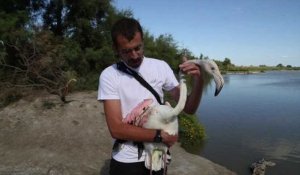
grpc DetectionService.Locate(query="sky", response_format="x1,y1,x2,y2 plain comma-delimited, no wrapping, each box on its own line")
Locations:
113,0,300,66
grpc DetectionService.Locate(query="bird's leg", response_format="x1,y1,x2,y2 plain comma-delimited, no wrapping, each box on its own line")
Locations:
163,152,167,175
149,153,153,175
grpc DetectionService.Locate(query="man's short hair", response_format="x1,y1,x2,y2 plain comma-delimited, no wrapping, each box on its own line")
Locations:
111,17,144,48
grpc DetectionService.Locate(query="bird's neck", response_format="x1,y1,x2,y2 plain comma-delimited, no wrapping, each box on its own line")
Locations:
171,77,187,116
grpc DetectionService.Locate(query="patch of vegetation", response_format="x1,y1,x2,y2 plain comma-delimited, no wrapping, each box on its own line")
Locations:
42,100,56,109
0,92,23,109
178,113,206,148
74,73,99,91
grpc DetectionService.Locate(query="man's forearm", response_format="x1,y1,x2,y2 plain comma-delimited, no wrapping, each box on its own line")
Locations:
184,76,204,114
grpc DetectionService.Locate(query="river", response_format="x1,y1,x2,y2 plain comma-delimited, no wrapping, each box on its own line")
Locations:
197,71,300,175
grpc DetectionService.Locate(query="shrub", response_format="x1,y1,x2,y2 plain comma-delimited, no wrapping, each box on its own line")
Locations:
178,113,205,147
42,100,56,109
0,88,23,108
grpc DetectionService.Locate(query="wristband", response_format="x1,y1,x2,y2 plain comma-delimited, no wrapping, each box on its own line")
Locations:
153,130,162,143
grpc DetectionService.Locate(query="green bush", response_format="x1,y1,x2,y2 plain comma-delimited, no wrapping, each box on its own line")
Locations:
42,100,56,109
74,73,99,91
178,113,205,147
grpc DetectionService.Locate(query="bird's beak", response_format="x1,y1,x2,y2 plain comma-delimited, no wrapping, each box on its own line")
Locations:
213,73,224,96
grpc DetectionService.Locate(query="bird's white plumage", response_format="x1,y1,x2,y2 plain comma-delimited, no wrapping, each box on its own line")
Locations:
141,59,224,173
143,78,187,172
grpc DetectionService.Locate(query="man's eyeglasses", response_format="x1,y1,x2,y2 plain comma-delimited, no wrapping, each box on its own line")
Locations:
119,44,143,55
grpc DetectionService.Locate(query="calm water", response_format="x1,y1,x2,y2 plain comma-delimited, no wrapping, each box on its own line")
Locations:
197,71,300,175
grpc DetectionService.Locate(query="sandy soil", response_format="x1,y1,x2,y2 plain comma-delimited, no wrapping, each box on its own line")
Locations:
0,91,236,175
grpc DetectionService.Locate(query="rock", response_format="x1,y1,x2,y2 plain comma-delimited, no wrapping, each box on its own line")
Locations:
250,158,276,175
47,165,70,175
0,91,236,175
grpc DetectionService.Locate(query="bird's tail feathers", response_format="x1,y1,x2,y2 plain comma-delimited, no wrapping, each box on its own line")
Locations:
146,150,164,171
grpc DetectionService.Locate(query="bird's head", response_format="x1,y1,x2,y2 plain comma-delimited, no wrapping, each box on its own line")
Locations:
186,59,224,96
202,60,224,96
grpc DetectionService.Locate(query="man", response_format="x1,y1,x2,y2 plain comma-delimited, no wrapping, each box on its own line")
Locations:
98,17,203,175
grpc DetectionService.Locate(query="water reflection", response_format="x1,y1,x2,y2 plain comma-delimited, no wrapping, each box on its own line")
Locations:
197,71,300,175
245,138,300,163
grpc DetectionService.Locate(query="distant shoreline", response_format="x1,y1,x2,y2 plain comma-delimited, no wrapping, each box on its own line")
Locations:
225,71,262,75
224,69,300,75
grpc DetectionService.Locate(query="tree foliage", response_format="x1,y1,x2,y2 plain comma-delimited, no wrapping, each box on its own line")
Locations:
1,0,189,100
3,0,284,104
1,0,117,102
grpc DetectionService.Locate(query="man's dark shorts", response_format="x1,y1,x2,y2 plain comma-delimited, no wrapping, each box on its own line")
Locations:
109,158,165,175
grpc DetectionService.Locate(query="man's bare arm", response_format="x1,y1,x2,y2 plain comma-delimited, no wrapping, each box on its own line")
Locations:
103,99,177,146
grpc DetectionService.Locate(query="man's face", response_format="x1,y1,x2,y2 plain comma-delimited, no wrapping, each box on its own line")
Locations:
115,32,144,68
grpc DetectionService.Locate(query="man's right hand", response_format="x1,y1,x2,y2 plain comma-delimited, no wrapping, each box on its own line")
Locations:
161,130,178,147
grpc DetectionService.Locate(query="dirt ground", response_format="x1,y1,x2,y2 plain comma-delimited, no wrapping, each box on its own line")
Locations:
0,91,236,175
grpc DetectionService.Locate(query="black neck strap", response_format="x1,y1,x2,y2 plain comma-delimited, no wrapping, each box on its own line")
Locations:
116,61,163,105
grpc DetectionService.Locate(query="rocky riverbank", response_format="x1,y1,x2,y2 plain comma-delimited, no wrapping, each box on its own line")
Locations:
0,91,236,175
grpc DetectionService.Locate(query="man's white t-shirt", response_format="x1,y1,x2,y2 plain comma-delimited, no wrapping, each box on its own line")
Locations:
98,57,179,163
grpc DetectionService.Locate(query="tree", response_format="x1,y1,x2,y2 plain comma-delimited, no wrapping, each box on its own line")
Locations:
43,0,65,36
223,58,231,66
1,31,76,102
199,53,204,60
222,57,233,70
276,63,284,68
0,0,133,102
144,33,181,69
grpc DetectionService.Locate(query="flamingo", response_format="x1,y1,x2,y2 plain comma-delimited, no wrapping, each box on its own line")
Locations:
123,59,224,174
